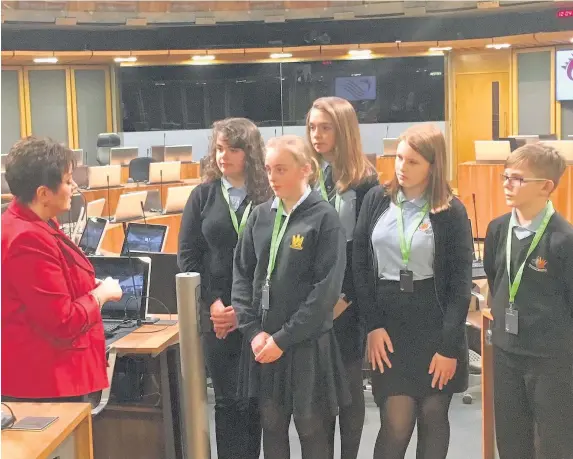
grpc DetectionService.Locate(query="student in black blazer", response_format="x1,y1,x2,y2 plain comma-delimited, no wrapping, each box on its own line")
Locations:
178,118,271,459
232,135,350,459
353,124,473,459
306,96,378,459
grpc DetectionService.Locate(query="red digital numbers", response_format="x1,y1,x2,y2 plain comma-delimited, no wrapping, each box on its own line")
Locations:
557,9,573,18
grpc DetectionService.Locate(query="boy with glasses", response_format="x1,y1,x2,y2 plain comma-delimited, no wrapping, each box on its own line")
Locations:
484,143,573,459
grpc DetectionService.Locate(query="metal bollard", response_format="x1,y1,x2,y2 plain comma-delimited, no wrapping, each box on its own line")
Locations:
176,272,210,459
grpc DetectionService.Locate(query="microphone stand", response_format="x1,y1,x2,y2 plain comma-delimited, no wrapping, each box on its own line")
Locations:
140,201,153,253
106,174,112,221
159,169,164,214
472,193,482,262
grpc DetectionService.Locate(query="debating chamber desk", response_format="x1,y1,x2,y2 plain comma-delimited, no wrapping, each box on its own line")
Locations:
458,162,573,237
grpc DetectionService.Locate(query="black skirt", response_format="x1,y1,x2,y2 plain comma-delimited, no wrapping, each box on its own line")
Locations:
238,329,352,421
371,278,469,404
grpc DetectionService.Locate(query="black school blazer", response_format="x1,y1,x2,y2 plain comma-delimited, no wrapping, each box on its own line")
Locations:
352,186,473,359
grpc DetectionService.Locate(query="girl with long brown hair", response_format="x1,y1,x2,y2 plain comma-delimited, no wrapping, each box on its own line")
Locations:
353,124,473,459
306,96,379,459
178,117,271,459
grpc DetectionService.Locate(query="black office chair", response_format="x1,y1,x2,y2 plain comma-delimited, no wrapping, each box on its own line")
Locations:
129,157,156,183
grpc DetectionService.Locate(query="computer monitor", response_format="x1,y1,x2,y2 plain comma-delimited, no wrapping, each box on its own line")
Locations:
121,223,168,255
78,217,107,255
88,256,151,321
88,165,122,189
150,145,166,162
113,191,148,222
474,140,511,162
131,251,179,314
164,145,192,162
163,185,196,214
382,138,399,156
148,161,181,184
72,149,84,166
110,147,139,166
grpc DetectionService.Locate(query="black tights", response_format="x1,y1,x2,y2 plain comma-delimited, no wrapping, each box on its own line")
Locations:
374,394,453,459
261,399,334,459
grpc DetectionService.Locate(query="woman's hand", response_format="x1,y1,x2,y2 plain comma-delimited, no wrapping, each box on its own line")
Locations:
255,336,283,364
251,331,271,356
368,328,394,373
93,277,122,304
211,304,238,339
429,353,457,390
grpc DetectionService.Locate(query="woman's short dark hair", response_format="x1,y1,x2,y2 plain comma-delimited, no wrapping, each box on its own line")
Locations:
5,136,76,204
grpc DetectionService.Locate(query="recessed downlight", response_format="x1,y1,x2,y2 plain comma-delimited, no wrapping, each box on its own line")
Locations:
33,57,58,64
192,55,216,61
114,57,137,63
270,52,293,59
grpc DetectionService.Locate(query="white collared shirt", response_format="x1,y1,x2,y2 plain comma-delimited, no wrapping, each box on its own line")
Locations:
510,205,548,241
221,176,247,211
271,186,312,216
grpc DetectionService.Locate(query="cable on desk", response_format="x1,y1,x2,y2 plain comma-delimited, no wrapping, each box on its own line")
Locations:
1,402,16,429
124,295,175,334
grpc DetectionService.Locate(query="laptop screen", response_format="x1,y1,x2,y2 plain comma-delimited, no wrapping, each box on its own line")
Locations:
78,217,107,255
88,256,151,320
121,223,167,255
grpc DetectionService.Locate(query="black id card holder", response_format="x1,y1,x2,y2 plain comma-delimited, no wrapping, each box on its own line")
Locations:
261,282,270,311
505,307,519,335
399,270,414,293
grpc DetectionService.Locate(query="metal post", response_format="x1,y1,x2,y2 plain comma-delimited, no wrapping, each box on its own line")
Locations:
176,272,210,459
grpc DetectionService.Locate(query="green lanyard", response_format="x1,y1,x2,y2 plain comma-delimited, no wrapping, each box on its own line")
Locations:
396,201,430,268
221,182,252,236
318,168,329,201
266,200,291,283
318,168,342,213
506,201,554,308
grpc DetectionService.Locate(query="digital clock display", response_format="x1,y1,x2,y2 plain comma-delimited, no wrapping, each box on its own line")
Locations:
557,9,573,18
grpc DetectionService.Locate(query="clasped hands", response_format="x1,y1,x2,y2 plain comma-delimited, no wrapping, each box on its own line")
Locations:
251,331,283,364
367,328,457,390
210,299,238,339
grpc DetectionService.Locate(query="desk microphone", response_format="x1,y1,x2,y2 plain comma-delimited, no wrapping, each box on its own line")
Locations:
140,201,153,253
106,174,112,221
472,193,482,262
122,222,140,324
159,169,164,214
163,133,167,162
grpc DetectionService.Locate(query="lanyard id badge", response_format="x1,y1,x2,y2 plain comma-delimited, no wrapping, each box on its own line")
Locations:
262,200,291,311
396,201,429,293
221,182,252,236
504,201,554,335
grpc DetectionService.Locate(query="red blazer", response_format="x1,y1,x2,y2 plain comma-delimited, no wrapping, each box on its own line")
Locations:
1,201,108,398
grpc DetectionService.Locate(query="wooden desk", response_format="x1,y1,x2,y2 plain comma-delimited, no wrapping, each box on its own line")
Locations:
481,309,495,459
376,156,395,184
2,402,93,459
94,316,183,459
458,162,573,238
100,213,183,254
82,179,200,217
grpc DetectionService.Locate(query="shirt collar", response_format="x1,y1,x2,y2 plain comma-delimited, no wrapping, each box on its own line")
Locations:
397,190,428,209
510,204,548,233
271,186,312,215
221,176,245,192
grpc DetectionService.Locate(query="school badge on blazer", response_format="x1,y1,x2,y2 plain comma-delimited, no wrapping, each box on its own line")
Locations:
290,234,304,250
529,256,548,273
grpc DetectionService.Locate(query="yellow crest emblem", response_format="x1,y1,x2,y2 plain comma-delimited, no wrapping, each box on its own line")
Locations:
290,234,304,250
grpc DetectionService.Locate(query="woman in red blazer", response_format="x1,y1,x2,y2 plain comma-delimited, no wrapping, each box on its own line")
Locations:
1,137,122,401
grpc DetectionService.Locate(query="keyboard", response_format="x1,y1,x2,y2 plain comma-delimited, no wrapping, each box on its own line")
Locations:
103,321,122,338
472,259,484,269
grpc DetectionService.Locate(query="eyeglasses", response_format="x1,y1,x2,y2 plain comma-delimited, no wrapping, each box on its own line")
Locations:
500,174,548,187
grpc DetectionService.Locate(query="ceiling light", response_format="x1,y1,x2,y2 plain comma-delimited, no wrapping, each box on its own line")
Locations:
486,43,511,49
348,49,372,56
114,56,137,63
33,57,58,64
428,47,452,52
270,53,292,59
192,55,216,61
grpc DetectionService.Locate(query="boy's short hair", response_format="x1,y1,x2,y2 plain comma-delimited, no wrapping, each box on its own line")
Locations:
505,143,567,187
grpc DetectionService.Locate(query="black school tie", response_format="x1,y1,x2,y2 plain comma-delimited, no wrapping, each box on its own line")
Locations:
324,164,336,200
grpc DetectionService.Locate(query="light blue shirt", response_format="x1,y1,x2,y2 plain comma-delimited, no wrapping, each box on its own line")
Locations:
221,176,247,211
316,160,357,241
271,186,312,216
371,191,435,281
510,205,547,241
